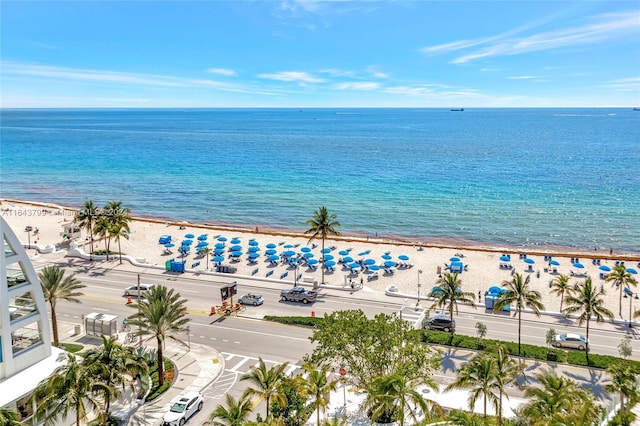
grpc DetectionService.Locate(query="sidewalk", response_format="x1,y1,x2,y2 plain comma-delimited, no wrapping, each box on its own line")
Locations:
58,321,224,426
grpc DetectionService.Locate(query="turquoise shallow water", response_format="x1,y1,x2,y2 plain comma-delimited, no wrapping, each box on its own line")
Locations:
1,108,639,251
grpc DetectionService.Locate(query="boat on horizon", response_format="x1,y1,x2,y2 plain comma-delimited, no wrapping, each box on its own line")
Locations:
633,107,640,111
450,108,464,111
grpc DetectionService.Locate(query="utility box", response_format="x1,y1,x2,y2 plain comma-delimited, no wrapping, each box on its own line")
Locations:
84,312,118,337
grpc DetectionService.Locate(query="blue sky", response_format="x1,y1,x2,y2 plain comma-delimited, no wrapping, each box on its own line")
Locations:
1,1,639,108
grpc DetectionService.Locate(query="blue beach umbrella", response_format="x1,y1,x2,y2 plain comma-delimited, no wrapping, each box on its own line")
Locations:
308,258,319,265
324,260,336,267
381,254,392,260
184,233,195,239
198,235,208,241
164,243,175,248
304,252,314,259
217,236,228,242
213,248,225,255
249,253,260,259
549,260,560,266
265,249,277,255
230,245,242,251
364,258,376,265
197,241,209,248
624,287,634,296
269,254,280,261
599,265,611,272
212,256,225,262
323,254,334,261
524,258,535,265
499,255,510,262
321,248,331,254
349,262,361,269
368,264,381,271
450,256,461,262
231,238,241,244
301,247,312,253
573,263,584,269
358,250,370,256
283,250,296,257
627,268,638,275
182,239,193,245
384,260,396,268
343,256,354,263
338,250,349,256
266,243,276,249
248,240,259,246
180,245,190,251
231,251,243,257
248,246,260,253
284,244,294,249
398,255,410,261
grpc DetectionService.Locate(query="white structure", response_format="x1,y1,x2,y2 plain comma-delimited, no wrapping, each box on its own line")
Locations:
0,216,65,420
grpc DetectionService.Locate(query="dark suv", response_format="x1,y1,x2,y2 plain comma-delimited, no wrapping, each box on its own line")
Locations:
427,315,456,332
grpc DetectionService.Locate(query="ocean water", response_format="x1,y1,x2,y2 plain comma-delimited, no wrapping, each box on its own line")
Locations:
1,108,639,251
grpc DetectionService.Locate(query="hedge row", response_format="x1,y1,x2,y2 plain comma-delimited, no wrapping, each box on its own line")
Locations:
146,359,175,401
263,315,640,371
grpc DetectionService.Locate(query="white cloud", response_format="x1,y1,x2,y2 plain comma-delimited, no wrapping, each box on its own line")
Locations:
602,77,640,91
318,68,356,77
421,9,640,64
206,68,237,76
257,71,324,83
508,75,539,80
334,81,380,90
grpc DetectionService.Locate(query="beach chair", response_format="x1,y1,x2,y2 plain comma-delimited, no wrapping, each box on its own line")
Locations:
252,268,259,276
280,272,288,279
266,270,274,277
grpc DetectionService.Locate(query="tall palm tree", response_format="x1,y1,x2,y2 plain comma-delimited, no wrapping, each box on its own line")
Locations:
302,362,339,426
364,372,441,426
563,277,614,363
205,390,254,426
0,408,27,426
30,353,113,426
494,273,544,357
491,345,523,426
550,274,572,313
38,265,85,346
126,285,189,387
94,215,112,260
445,353,500,420
305,207,341,285
75,199,98,255
201,246,213,269
83,335,149,413
241,358,289,420
429,272,476,331
606,264,638,317
105,201,131,264
605,362,639,415
520,369,601,424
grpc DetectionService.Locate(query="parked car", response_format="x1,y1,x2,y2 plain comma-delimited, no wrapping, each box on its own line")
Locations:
426,314,456,332
162,391,203,426
124,283,154,297
280,286,318,304
554,333,589,350
238,293,264,306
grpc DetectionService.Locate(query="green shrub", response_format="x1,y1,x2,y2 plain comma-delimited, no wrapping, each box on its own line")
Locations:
146,359,174,402
263,315,324,327
59,342,84,353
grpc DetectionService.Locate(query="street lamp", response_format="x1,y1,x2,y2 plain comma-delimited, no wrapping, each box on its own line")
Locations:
623,287,639,328
24,226,33,248
417,269,423,302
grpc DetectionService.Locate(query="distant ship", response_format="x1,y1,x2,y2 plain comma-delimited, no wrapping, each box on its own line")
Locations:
450,108,464,112
633,107,640,111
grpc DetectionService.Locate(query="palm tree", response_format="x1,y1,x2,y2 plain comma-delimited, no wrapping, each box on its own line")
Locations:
75,199,98,255
563,277,613,363
364,372,441,426
201,246,213,269
520,369,601,424
241,358,289,420
105,201,131,264
550,274,572,313
494,273,544,357
205,390,254,426
605,362,639,415
445,353,500,420
126,285,189,387
30,353,113,426
83,335,149,413
0,408,27,426
38,265,85,346
606,264,638,317
490,345,523,426
429,272,476,331
305,207,341,285
302,362,339,426
94,215,112,260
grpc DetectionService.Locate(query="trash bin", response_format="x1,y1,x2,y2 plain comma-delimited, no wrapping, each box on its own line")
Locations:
74,324,82,335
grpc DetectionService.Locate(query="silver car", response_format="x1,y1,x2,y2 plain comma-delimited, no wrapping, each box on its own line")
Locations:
554,333,589,350
238,293,264,306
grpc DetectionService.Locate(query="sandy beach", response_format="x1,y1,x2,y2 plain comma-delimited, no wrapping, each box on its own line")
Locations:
2,199,639,319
